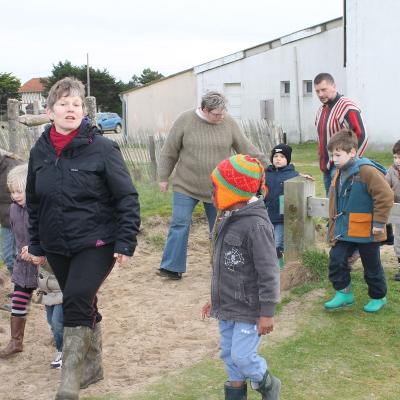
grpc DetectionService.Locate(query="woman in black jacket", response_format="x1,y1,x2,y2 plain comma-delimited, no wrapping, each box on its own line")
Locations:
26,77,140,400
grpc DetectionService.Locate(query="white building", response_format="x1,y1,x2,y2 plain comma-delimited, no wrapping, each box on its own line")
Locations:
345,0,400,145
195,18,344,143
18,78,46,113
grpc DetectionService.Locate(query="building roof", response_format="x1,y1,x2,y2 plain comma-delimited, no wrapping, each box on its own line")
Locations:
19,78,45,93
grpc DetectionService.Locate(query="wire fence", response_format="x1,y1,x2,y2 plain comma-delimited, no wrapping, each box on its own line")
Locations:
0,119,284,182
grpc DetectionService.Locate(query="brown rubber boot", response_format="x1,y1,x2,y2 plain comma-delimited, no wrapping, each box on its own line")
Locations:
55,326,92,400
80,323,104,389
0,316,26,358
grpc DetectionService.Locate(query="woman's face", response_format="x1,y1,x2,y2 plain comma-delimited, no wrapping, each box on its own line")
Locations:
47,94,84,135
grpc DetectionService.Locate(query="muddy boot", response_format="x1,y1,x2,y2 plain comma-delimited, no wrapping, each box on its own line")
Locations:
80,323,104,389
254,371,281,400
224,381,247,399
55,326,92,400
0,316,26,358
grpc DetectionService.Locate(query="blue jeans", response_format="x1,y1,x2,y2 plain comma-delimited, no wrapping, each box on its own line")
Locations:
0,226,16,274
322,167,336,196
46,304,64,352
160,192,217,273
273,223,284,253
329,241,387,299
219,320,267,383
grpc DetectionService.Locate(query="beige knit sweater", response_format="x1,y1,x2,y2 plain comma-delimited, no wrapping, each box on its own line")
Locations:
158,109,267,202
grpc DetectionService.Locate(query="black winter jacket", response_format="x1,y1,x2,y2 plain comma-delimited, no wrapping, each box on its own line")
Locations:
264,164,298,224
26,121,140,257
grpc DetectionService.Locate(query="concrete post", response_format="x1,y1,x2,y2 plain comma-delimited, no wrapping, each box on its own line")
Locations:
7,99,19,153
284,176,315,261
85,96,97,126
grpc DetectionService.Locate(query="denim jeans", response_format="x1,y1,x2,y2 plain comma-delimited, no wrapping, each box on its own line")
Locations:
329,241,387,299
0,226,16,274
219,320,267,383
160,192,217,273
46,304,64,352
273,223,284,253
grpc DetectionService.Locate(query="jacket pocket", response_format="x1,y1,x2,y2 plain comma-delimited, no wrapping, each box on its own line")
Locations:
223,233,245,272
348,212,372,237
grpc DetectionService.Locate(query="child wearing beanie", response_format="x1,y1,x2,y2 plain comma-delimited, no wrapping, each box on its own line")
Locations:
202,154,281,400
264,144,299,268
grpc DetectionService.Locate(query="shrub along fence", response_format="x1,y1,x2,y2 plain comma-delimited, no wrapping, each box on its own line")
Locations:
1,97,284,182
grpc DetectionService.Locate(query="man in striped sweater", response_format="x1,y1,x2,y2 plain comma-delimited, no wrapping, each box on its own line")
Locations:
314,73,368,195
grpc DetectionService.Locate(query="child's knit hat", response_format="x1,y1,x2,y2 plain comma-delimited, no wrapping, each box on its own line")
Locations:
270,143,292,164
211,154,266,210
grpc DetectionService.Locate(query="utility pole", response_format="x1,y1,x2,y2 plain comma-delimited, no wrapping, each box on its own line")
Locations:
86,53,90,96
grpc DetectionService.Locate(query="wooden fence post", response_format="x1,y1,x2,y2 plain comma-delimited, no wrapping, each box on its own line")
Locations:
85,96,97,126
7,99,19,153
284,176,315,262
148,135,157,181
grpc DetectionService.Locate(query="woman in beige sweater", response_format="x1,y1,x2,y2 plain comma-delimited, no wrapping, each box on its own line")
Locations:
157,91,266,280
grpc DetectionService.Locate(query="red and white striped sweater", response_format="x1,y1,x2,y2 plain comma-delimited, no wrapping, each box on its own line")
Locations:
315,93,368,173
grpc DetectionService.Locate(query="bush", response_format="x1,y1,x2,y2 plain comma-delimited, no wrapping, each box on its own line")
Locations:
301,248,329,282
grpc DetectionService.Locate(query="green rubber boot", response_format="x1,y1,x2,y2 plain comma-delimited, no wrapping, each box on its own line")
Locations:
324,288,354,310
224,381,247,400
254,371,281,400
363,297,387,313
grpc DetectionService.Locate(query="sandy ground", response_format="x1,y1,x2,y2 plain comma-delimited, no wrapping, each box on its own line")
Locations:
0,217,395,400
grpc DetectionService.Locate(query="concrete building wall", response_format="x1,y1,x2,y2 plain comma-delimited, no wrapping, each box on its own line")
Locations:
122,70,197,136
346,0,400,144
196,19,344,143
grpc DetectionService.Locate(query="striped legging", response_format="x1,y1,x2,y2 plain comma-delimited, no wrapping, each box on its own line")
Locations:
11,285,34,318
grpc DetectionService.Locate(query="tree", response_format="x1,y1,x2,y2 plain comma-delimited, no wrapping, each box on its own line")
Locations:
0,73,21,111
126,68,164,89
43,61,123,114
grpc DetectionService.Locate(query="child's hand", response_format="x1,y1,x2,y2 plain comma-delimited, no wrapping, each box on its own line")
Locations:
299,173,315,181
202,301,211,320
31,255,46,266
257,316,274,335
20,246,31,261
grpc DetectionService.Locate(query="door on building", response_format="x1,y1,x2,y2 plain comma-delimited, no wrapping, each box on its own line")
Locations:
224,83,241,119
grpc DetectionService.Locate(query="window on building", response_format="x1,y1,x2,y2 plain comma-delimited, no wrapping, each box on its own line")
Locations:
280,81,290,96
260,99,275,120
303,80,313,96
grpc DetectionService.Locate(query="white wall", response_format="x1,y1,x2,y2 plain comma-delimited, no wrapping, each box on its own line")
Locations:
346,0,400,145
123,70,197,136
196,19,345,143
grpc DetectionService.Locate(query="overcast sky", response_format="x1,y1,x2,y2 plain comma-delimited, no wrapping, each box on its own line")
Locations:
2,0,342,85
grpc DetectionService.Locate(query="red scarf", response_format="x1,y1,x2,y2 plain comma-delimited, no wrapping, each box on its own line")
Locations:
50,125,80,156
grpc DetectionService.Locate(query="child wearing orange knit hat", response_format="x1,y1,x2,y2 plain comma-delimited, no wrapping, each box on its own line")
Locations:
203,154,281,400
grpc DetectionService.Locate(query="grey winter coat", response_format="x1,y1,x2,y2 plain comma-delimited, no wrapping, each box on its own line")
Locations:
10,203,38,288
385,165,400,203
210,198,280,324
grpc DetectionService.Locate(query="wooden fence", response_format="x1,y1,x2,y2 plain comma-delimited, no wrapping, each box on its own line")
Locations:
284,176,400,261
1,97,284,182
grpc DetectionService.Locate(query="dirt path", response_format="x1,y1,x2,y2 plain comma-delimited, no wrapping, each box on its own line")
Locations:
0,219,327,400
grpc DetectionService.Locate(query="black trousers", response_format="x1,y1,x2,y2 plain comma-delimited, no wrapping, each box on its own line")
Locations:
46,244,115,328
329,241,387,299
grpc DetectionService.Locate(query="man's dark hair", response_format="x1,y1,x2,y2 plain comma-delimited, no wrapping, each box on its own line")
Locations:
314,73,335,85
393,140,400,154
327,129,358,153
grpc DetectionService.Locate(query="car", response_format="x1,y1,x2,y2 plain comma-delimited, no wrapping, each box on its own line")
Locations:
95,112,122,133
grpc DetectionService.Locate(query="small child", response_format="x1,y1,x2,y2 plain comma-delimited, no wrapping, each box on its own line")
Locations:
202,154,281,400
0,164,41,358
385,139,400,281
37,262,63,368
264,144,299,268
325,129,394,313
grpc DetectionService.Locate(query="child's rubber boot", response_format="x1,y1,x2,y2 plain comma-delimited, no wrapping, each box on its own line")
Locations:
224,381,247,400
277,257,284,269
253,371,281,400
324,288,354,310
363,297,387,313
